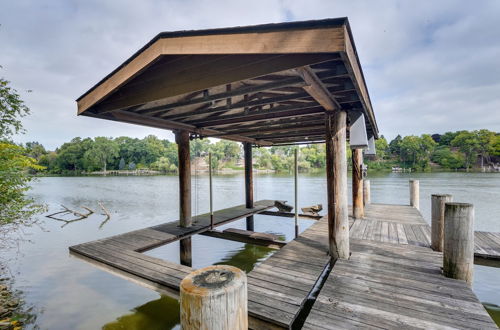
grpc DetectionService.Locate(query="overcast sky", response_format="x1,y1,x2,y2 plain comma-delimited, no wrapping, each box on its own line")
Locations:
1,0,499,150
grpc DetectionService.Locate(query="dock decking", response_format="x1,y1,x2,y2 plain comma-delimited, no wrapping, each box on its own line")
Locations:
350,203,500,260
69,203,498,329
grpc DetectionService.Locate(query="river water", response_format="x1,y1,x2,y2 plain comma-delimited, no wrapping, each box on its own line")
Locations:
1,172,499,329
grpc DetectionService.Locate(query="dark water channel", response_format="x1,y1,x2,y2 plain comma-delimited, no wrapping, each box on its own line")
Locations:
1,172,499,329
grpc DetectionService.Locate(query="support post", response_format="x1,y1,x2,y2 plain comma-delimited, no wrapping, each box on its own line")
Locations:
352,148,364,219
180,265,248,329
409,179,419,209
294,148,299,237
209,152,214,230
431,194,453,252
443,203,474,285
244,142,254,231
325,110,349,260
363,179,371,206
176,130,192,267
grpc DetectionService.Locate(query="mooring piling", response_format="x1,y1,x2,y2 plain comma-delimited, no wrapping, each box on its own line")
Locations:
409,179,419,209
363,179,371,206
180,265,248,330
443,202,474,285
431,194,453,252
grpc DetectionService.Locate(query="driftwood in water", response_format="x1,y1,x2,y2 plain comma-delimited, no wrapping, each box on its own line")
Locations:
98,201,111,228
46,203,111,228
274,201,293,212
301,204,323,216
46,205,95,227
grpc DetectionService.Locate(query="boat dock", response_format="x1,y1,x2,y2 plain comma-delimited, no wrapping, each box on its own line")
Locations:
70,202,498,329
71,18,499,329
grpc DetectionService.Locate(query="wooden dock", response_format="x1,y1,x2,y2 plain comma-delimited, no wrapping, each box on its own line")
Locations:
69,203,498,329
350,203,500,260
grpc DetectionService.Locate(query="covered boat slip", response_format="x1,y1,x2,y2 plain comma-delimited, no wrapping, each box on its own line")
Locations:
71,17,497,329
76,18,377,146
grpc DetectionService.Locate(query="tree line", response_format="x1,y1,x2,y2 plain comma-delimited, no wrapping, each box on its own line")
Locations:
372,130,500,171
23,129,499,175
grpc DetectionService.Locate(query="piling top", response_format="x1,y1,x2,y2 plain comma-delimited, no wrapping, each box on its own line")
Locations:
431,194,453,198
445,202,473,209
180,265,246,297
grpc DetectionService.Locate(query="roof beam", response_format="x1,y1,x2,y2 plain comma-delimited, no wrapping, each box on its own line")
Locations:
295,66,341,111
109,110,273,146
208,119,325,137
161,92,313,121
189,103,323,128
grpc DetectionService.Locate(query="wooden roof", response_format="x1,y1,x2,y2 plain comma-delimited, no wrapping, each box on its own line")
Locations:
77,18,378,146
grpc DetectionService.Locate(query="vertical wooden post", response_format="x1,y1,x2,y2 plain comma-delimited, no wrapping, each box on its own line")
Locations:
443,203,474,285
209,152,214,230
363,179,371,206
409,179,419,209
180,265,247,329
294,148,299,237
176,130,192,267
352,148,364,219
431,194,453,252
244,142,254,231
325,110,349,260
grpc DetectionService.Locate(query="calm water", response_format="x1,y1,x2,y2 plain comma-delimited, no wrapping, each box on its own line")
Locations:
1,172,499,329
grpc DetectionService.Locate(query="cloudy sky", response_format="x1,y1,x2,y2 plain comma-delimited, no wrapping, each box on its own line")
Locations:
1,0,499,150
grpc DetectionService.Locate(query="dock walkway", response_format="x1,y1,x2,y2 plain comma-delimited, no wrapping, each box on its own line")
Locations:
350,203,500,260
70,203,498,329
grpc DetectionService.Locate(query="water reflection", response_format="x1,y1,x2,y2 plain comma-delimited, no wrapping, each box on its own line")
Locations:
1,173,498,329
104,242,273,329
102,295,180,330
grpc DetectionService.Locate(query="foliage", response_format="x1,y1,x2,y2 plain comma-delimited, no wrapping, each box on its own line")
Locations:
0,76,46,227
83,137,119,172
431,146,465,169
0,78,30,138
28,129,500,175
0,142,45,226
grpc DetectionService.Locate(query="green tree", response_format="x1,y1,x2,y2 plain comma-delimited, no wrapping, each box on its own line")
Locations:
83,137,119,172
375,135,389,160
431,146,465,169
451,131,480,171
0,77,45,227
389,135,403,156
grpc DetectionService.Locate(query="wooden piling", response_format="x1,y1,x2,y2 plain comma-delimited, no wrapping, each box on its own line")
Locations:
363,179,371,206
325,110,349,260
244,142,254,231
431,194,453,252
180,265,247,330
294,148,299,237
352,148,364,219
409,180,419,209
176,130,192,267
443,202,474,285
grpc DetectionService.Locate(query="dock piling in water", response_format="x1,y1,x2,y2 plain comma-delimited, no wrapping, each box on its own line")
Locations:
180,265,247,330
244,142,254,231
409,179,419,209
363,179,371,205
443,202,474,285
431,194,453,252
352,148,364,219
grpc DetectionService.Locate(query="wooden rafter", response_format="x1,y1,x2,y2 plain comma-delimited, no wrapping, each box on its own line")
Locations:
295,66,341,111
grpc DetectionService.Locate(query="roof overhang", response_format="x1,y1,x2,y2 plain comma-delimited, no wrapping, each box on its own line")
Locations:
77,18,378,146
